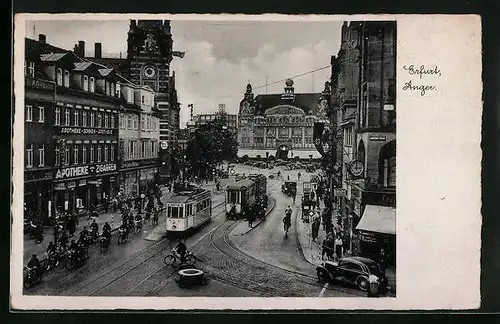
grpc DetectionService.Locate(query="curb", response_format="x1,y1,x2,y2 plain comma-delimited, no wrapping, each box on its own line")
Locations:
294,204,318,268
234,196,277,236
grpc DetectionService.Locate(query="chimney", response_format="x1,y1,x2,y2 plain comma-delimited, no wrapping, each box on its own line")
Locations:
38,34,46,43
94,43,102,59
78,41,85,57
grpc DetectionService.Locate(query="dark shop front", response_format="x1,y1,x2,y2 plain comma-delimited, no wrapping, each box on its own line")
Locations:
52,162,118,215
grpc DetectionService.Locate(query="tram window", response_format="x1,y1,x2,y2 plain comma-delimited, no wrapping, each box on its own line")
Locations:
228,191,238,203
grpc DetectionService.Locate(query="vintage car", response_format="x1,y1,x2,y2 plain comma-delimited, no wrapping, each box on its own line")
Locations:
281,181,297,197
316,256,388,292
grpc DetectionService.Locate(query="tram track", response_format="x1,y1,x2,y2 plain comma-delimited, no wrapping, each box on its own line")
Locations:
66,200,226,296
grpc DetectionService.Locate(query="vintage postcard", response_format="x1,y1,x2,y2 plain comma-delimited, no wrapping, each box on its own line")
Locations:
11,14,482,310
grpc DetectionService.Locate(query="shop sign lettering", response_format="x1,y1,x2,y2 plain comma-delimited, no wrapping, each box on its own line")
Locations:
25,77,55,91
55,126,116,136
369,136,387,141
55,163,117,180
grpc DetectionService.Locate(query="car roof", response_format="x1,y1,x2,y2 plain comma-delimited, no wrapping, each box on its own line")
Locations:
341,256,377,265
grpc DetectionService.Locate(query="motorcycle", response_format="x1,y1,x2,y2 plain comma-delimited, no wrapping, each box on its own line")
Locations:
44,251,61,271
89,228,99,244
117,227,128,244
23,266,43,289
99,235,110,253
65,247,87,270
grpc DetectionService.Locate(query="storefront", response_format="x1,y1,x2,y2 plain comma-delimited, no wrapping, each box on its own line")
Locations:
24,179,53,225
52,162,118,215
119,159,158,199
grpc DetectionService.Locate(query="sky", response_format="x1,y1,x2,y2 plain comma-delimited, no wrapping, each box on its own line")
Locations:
25,19,342,128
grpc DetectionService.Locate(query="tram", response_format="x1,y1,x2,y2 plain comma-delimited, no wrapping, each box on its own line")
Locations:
165,187,212,233
225,174,268,220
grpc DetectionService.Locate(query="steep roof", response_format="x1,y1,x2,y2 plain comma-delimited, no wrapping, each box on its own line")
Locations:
40,52,67,62
91,57,129,76
254,92,321,115
73,61,94,71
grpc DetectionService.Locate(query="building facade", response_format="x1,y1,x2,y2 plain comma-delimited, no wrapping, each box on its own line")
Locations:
237,80,326,159
194,113,238,132
25,36,123,222
329,21,396,263
117,83,160,199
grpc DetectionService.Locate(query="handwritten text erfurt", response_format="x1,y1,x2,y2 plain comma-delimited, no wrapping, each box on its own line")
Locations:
402,65,441,96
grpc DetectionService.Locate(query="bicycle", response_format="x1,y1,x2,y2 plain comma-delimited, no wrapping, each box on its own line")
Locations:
163,249,197,267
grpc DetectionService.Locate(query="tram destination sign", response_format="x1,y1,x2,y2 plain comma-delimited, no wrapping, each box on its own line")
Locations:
54,126,118,136
54,163,117,180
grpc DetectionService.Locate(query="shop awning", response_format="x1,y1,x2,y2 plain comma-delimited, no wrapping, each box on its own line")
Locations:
355,204,396,235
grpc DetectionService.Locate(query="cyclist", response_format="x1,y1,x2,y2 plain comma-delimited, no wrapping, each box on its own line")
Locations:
175,240,187,264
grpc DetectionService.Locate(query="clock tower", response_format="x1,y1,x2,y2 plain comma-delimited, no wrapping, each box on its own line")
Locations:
127,19,181,145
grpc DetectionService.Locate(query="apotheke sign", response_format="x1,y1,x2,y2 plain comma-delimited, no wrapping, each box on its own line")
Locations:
54,126,117,136
55,163,117,180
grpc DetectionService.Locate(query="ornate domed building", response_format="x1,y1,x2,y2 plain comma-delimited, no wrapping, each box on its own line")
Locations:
237,79,329,159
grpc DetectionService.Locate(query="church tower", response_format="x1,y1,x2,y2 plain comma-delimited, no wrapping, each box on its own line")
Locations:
127,19,180,145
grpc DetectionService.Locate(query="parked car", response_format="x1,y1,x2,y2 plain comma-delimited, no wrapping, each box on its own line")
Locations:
316,256,388,293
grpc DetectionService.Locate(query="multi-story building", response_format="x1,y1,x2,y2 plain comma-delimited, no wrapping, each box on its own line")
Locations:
194,113,238,132
25,35,122,220
117,82,160,198
329,21,396,263
237,80,325,160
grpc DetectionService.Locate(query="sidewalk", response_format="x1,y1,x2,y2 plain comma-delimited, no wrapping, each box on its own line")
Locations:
229,196,277,236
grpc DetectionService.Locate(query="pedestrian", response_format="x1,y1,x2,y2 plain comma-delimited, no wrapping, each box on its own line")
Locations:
378,248,387,274
335,236,343,260
67,213,76,237
312,217,320,242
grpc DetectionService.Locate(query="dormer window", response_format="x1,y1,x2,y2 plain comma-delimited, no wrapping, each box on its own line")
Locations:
63,70,70,87
127,89,133,103
110,83,115,97
105,81,111,96
56,68,63,86
89,77,95,92
83,75,89,91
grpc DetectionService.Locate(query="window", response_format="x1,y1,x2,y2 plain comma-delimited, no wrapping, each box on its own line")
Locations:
90,145,95,163
120,114,126,129
97,113,102,128
115,83,121,97
82,111,87,127
73,109,79,126
129,141,133,159
147,116,151,130
141,115,145,131
82,145,87,164
38,106,45,122
90,111,95,127
55,107,61,125
73,145,79,165
56,68,62,86
104,114,109,128
83,75,89,91
142,141,146,158
89,77,95,93
133,141,138,159
110,145,115,161
63,70,70,87
133,115,138,130
55,145,60,166
152,141,156,157
26,105,32,121
127,89,133,103
105,81,110,96
127,114,133,129
110,83,115,97
97,145,102,162
110,115,115,128
26,61,35,77
26,144,33,168
64,108,70,126
104,145,108,162
37,144,45,167
64,145,70,165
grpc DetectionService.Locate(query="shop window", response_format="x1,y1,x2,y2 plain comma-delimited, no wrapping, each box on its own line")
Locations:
56,68,63,86
38,144,45,167
90,111,95,127
26,105,32,122
64,70,70,88
82,145,87,164
82,111,87,127
83,75,89,91
64,108,70,126
26,144,33,168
